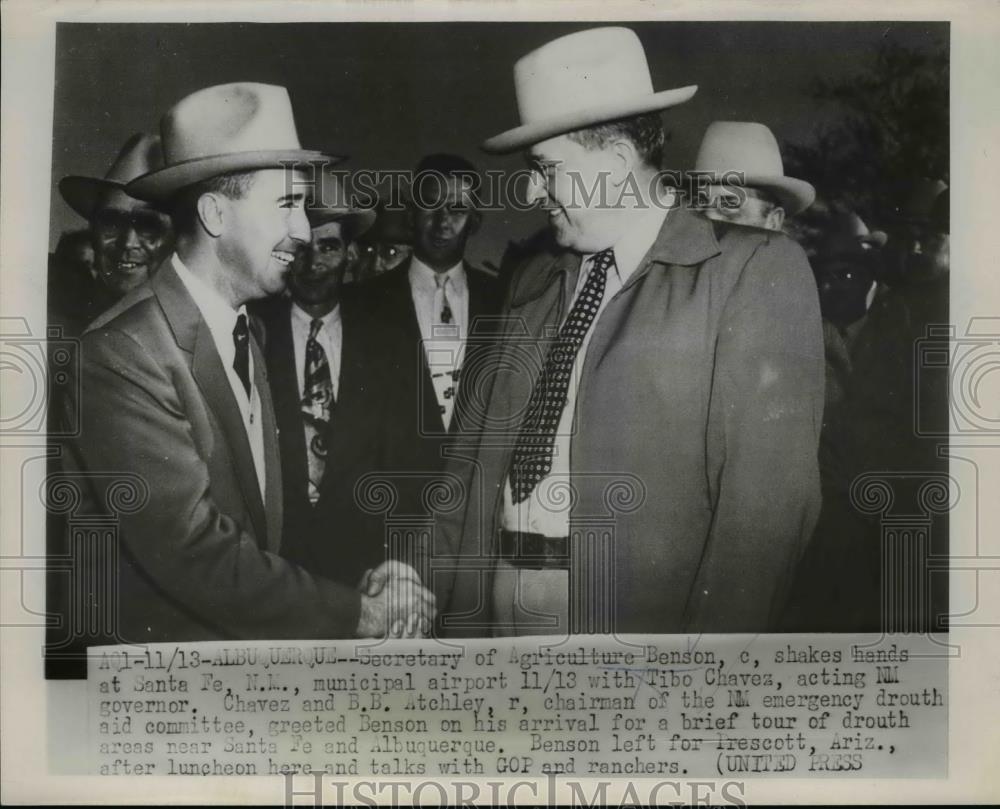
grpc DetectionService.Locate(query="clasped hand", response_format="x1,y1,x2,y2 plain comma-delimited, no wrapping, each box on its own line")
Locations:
355,561,435,638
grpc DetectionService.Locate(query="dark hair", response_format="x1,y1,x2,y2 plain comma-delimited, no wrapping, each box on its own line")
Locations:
566,112,666,169
411,153,479,209
168,170,259,235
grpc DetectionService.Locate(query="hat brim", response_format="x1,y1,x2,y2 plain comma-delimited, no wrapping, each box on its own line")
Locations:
481,85,698,154
741,173,816,217
126,150,344,202
58,176,124,220
307,207,377,242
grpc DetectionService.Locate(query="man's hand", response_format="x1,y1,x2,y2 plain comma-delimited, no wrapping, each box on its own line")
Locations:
355,561,435,638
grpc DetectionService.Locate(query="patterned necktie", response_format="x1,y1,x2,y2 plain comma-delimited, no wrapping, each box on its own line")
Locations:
429,273,461,429
232,313,251,398
302,318,334,502
509,249,615,504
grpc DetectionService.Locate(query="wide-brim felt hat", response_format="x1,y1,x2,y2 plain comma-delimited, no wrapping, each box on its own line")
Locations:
127,83,342,202
59,132,165,219
306,168,376,241
482,27,697,154
690,121,815,216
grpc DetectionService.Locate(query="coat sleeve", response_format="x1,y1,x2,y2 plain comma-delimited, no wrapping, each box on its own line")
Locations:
66,327,362,639
686,233,825,631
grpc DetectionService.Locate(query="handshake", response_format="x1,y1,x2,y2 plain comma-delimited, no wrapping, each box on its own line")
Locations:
354,561,437,638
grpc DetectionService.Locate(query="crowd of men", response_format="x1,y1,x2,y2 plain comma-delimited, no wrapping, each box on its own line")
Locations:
45,27,949,659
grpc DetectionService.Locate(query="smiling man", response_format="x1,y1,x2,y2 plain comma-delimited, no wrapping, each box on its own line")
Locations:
437,28,825,637
60,83,434,644
58,133,174,321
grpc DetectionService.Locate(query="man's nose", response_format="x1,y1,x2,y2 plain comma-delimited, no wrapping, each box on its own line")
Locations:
526,171,548,206
119,226,141,250
288,207,312,244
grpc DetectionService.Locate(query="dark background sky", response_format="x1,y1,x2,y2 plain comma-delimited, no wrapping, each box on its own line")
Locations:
48,21,947,264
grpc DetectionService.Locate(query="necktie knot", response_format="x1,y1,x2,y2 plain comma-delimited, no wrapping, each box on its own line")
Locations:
309,317,323,341
590,248,614,279
435,273,454,325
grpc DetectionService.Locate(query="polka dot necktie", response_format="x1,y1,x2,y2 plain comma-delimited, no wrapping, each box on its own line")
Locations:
509,249,615,504
301,318,334,502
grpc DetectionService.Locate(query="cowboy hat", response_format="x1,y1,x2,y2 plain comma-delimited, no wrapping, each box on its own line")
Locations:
481,27,697,154
127,83,342,202
305,169,376,242
690,121,815,216
59,133,164,219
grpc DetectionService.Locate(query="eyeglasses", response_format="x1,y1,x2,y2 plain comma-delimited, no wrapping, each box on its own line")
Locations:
92,208,170,242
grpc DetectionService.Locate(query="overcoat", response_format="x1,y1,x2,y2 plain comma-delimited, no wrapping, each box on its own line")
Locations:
437,206,825,634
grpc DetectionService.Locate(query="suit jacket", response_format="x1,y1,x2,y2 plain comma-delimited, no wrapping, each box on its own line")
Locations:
437,205,826,635
357,260,502,476
58,261,362,644
254,288,393,588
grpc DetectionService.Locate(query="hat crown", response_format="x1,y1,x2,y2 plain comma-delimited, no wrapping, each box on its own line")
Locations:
161,83,304,164
514,27,654,131
104,133,165,184
693,121,785,178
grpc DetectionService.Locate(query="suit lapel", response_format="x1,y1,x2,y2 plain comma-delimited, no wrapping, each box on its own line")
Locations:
390,262,447,435
154,262,269,549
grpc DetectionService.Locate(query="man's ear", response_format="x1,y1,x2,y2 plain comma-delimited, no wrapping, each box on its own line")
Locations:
610,138,640,187
766,206,786,233
196,193,225,238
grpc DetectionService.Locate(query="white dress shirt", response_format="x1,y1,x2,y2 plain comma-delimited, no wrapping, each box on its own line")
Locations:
172,254,266,502
409,258,469,430
502,198,672,537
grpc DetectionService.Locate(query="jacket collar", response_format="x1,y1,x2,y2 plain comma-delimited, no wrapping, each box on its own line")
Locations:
150,257,203,353
509,201,722,309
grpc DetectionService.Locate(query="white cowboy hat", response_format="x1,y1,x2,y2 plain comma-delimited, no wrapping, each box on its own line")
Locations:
306,169,376,242
481,27,697,154
127,83,342,202
691,121,815,216
59,133,165,218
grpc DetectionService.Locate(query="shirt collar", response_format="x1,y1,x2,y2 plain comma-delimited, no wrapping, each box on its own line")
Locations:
291,299,341,330
409,256,467,293
171,254,246,351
